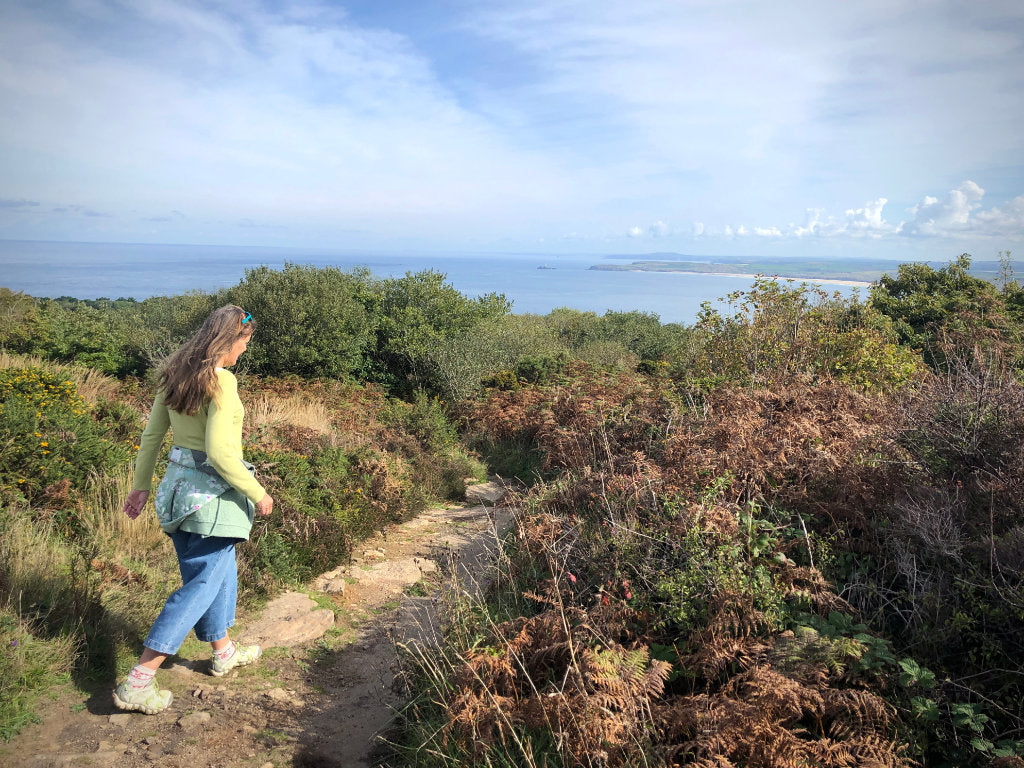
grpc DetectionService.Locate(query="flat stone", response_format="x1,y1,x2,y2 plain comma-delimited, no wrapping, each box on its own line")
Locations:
346,558,428,590
464,481,508,506
414,557,437,574
323,578,347,594
240,591,334,647
311,572,347,594
177,711,212,729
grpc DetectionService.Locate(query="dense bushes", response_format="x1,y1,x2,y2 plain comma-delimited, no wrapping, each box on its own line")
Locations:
398,353,1023,765
871,253,1024,370
399,381,927,766
393,260,1024,766
674,278,923,391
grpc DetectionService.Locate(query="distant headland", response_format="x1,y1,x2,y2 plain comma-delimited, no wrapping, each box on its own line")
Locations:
589,253,1017,286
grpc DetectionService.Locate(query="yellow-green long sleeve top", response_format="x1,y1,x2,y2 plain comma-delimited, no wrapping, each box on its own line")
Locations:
132,368,266,504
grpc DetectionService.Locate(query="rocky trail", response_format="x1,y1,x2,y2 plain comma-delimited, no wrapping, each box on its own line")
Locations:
1,482,513,768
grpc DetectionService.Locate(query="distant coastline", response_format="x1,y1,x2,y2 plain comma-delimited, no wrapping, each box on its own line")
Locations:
652,270,872,288
591,254,1020,287
591,258,885,285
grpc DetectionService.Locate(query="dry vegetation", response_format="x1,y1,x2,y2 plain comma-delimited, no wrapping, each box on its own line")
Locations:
395,356,1023,767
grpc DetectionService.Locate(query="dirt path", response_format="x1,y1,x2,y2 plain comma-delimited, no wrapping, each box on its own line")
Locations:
1,492,512,768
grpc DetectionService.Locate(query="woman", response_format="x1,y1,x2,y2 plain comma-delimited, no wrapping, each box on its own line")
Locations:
114,305,274,715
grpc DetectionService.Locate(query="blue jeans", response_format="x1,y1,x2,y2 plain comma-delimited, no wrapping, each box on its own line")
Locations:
144,531,238,655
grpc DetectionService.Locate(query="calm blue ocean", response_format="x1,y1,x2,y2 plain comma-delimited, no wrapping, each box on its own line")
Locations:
0,240,861,324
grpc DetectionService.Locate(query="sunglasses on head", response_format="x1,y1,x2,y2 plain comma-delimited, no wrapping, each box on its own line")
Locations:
241,312,252,325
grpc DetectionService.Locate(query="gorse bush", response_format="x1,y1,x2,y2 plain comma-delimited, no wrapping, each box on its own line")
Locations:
0,367,137,520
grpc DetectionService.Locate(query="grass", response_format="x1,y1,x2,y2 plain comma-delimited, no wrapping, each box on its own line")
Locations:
246,392,334,437
403,580,432,598
0,608,76,741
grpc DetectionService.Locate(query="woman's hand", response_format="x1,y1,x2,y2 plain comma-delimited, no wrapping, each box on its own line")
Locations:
123,489,149,520
255,494,274,517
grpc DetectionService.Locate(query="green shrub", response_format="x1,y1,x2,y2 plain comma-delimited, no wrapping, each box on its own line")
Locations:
1,299,150,377
514,351,569,384
870,254,1023,370
675,277,923,390
226,263,374,379
371,270,510,397
381,391,457,454
425,314,563,402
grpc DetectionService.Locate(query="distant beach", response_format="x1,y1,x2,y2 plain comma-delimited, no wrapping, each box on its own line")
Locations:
692,272,872,288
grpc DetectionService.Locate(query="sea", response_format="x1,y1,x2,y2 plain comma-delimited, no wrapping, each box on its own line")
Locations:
0,239,864,325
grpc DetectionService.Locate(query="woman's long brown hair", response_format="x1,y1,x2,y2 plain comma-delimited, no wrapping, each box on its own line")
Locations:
158,305,254,415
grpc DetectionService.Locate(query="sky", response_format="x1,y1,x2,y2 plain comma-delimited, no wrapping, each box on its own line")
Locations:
1,0,1023,261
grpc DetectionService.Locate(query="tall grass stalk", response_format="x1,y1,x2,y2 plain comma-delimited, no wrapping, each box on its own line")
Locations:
81,467,167,560
247,392,334,435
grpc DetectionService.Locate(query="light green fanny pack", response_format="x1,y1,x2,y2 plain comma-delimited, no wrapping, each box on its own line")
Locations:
154,446,255,536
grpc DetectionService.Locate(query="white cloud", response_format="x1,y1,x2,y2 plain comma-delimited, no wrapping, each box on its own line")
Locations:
0,0,577,244
904,181,985,236
974,195,1024,237
739,182,1023,244
1,1,1023,252
648,220,668,237
792,209,826,238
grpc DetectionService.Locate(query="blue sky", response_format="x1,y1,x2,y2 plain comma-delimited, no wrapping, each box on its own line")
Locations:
1,0,1023,260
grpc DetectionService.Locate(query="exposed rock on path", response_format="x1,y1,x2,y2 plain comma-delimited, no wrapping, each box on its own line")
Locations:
1,489,512,768
240,592,336,648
